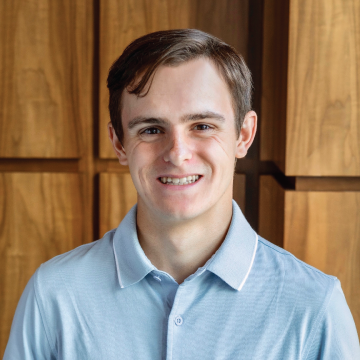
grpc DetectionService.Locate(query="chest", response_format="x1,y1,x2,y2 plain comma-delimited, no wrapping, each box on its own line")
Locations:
51,275,306,360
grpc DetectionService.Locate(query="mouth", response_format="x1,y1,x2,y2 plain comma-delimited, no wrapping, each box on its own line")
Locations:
158,175,201,186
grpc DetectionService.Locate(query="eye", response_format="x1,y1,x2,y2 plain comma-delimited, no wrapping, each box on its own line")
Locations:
141,127,162,135
193,124,211,131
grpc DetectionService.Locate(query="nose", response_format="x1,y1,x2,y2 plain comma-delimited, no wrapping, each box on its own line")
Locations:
163,131,192,166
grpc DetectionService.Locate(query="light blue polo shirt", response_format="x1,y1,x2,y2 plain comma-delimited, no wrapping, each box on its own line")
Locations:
4,201,360,359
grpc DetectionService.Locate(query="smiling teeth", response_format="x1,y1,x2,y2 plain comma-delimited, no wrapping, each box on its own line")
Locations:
160,175,199,185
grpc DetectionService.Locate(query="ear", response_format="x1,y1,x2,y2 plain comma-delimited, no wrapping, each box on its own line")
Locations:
235,110,257,159
107,123,128,166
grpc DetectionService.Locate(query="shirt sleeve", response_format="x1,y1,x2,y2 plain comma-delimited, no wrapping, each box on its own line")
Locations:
3,269,56,360
305,278,360,360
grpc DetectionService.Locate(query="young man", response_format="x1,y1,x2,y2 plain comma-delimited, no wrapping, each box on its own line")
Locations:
5,29,360,359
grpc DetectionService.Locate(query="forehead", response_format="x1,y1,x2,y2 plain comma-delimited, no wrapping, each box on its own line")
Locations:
121,58,234,123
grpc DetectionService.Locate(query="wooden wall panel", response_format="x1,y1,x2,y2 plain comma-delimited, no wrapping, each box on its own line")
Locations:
295,177,360,191
259,175,360,333
285,190,360,331
261,0,360,176
99,0,249,158
233,173,246,213
258,176,284,248
189,0,248,57
286,0,360,175
99,172,138,237
260,0,289,172
0,0,93,158
0,173,84,356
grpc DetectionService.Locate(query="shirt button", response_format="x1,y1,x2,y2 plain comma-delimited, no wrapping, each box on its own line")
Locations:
174,316,183,326
153,275,161,282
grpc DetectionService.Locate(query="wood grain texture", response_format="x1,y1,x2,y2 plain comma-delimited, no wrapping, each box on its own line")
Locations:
99,0,249,158
0,159,79,172
190,0,248,58
286,0,360,175
0,173,84,356
284,190,360,332
258,176,285,247
0,0,93,158
99,172,138,237
295,176,360,191
260,0,289,172
95,159,129,174
233,173,246,213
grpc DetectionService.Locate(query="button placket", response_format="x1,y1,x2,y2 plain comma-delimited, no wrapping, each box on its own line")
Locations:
167,284,186,360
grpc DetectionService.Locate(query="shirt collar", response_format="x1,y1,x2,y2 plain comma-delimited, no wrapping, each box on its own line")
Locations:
112,200,258,291
112,206,155,288
206,200,258,291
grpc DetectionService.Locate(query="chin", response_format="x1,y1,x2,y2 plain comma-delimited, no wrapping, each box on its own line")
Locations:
156,199,206,221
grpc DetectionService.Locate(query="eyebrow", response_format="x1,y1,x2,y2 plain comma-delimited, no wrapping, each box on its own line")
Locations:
127,111,225,130
128,117,168,129
181,111,225,122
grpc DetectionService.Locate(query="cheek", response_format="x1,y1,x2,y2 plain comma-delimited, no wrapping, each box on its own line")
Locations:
202,137,237,164
127,144,160,180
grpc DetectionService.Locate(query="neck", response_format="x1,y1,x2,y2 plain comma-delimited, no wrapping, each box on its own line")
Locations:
136,198,233,284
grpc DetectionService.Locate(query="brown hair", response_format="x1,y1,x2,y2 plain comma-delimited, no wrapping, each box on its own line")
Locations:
107,29,252,145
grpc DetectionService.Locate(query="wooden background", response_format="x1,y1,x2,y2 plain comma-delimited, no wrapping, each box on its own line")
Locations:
259,0,360,334
0,0,359,355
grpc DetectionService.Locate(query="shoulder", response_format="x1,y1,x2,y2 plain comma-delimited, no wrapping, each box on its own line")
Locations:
256,235,337,292
35,229,117,295
304,278,360,359
254,236,338,334
253,236,359,356
41,229,116,271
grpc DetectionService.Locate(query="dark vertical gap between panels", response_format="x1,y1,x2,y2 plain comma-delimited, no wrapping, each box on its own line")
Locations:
93,0,100,159
93,173,100,240
247,0,264,162
92,0,100,241
237,0,264,231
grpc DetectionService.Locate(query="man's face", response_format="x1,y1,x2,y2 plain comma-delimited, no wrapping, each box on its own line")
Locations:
109,58,256,222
